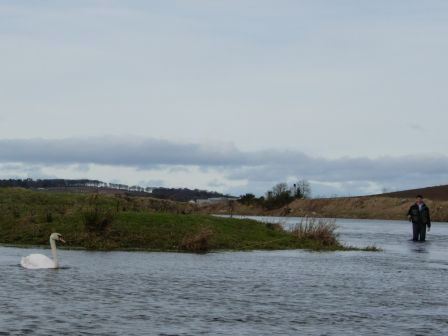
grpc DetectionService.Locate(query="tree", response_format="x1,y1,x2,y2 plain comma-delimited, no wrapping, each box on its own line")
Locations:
292,183,302,198
270,183,290,198
264,183,294,210
238,193,257,205
296,180,311,199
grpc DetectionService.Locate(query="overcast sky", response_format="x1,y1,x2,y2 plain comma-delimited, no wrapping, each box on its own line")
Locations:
1,0,448,196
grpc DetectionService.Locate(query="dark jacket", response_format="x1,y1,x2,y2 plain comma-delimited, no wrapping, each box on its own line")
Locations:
408,203,431,228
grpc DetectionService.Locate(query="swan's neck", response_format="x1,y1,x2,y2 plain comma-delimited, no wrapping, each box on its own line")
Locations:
50,238,59,268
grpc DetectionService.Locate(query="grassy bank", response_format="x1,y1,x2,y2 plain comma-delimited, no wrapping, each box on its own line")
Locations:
0,188,371,252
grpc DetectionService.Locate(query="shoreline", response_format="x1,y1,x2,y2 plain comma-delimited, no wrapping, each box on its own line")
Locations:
203,196,448,222
0,242,378,253
224,214,448,224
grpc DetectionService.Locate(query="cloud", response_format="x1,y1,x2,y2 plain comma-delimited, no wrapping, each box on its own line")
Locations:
0,137,246,167
1,136,448,197
408,123,426,131
138,179,165,187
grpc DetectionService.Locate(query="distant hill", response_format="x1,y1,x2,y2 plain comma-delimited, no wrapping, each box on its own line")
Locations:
379,185,448,201
0,178,229,202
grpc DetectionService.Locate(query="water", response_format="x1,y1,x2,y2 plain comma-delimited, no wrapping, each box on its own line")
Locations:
1,218,448,335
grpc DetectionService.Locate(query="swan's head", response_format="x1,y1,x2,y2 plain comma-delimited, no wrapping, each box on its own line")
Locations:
50,232,66,244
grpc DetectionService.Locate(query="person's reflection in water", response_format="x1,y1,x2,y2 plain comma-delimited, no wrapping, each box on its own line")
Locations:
409,240,430,253
407,240,431,254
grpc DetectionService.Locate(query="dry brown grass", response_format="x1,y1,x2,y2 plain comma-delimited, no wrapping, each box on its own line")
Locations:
203,196,448,222
290,217,339,246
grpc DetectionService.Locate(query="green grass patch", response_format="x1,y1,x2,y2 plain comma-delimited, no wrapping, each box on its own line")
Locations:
0,188,377,252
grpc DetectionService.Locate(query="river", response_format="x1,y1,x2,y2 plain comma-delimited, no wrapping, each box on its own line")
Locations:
1,218,447,335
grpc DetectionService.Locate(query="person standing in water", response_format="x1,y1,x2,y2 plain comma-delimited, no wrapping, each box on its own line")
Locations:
407,195,431,241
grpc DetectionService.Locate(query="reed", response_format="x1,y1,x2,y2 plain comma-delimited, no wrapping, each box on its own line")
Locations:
290,217,339,246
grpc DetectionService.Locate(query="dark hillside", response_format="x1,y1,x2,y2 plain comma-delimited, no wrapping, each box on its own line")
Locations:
380,185,448,201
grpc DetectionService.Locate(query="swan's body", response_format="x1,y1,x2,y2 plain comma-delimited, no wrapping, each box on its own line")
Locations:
21,253,56,269
21,233,65,269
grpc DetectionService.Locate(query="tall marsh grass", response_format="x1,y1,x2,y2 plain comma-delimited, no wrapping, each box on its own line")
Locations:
290,217,381,251
290,217,339,246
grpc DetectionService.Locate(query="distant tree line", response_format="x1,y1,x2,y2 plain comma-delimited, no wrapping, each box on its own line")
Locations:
0,179,228,202
238,180,311,210
151,188,225,202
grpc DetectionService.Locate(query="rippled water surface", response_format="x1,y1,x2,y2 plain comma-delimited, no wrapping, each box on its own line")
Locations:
1,218,448,335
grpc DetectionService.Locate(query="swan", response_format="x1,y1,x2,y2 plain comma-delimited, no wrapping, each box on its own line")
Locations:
21,233,66,269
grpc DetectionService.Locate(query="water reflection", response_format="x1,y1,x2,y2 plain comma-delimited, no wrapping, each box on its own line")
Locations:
408,240,430,253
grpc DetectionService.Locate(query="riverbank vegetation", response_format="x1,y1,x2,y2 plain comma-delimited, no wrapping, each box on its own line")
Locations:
238,180,312,211
0,188,377,252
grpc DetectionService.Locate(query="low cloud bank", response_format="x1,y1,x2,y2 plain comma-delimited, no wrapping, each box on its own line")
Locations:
1,137,447,196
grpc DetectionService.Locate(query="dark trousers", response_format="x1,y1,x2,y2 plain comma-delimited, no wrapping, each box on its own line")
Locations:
412,222,426,241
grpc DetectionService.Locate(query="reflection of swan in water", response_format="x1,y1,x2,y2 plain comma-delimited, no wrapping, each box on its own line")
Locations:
21,233,66,269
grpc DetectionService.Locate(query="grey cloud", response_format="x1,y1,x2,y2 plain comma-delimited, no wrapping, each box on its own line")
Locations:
0,137,247,167
0,162,56,180
226,155,448,185
408,123,425,131
1,137,447,193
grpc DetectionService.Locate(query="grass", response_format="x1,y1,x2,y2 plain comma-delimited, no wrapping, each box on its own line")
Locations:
291,217,339,246
290,217,381,251
0,188,379,252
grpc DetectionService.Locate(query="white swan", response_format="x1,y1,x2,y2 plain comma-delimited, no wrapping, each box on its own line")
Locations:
21,233,66,269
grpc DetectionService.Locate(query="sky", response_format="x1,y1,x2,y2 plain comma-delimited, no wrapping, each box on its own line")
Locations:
1,0,448,197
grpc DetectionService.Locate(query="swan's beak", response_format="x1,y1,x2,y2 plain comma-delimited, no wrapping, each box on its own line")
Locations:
59,237,66,244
